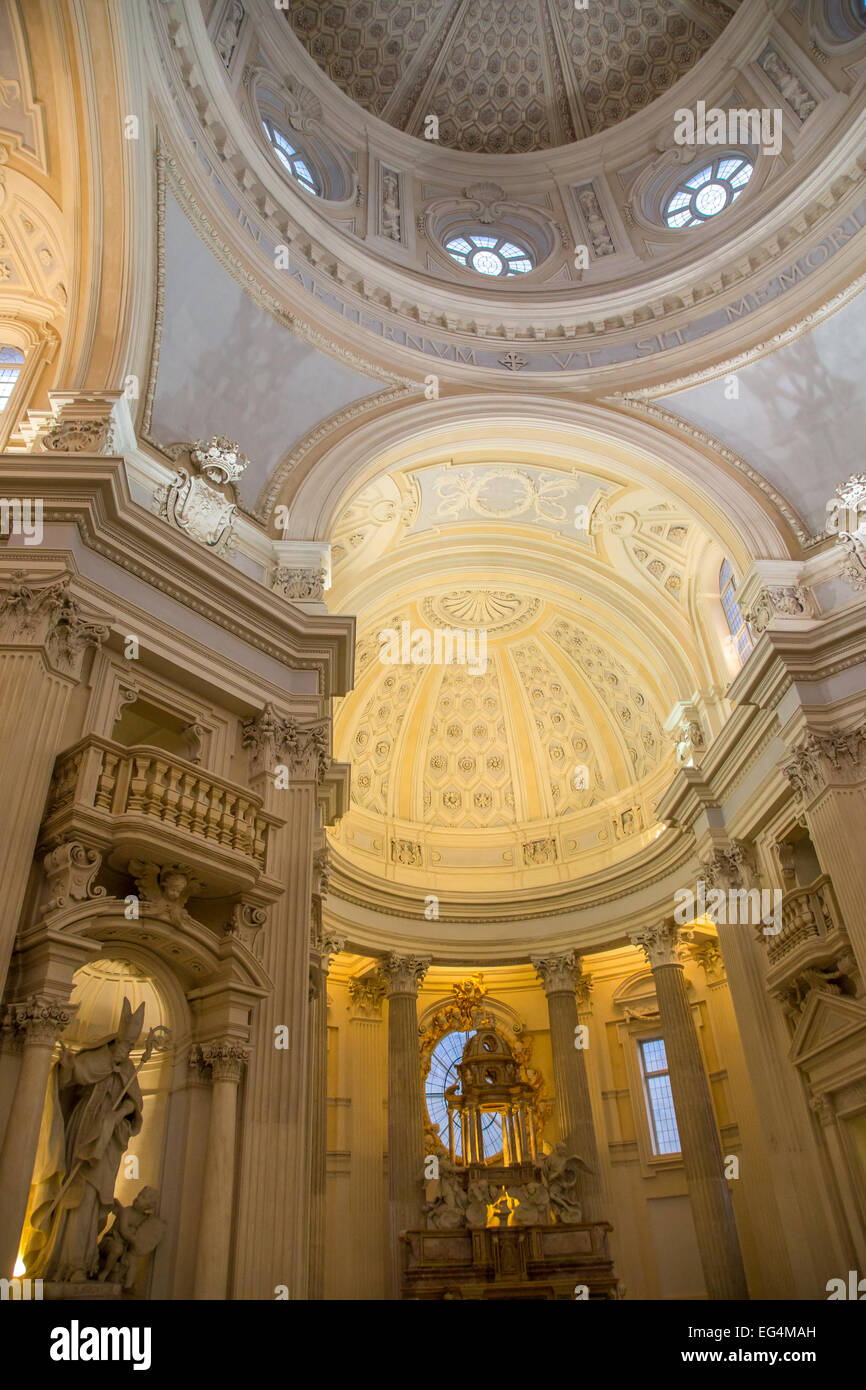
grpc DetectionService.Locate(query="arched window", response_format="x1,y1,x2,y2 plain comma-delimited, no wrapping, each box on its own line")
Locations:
425,1029,501,1159
444,232,534,278
664,155,753,229
720,559,755,663
261,118,321,196
0,345,24,411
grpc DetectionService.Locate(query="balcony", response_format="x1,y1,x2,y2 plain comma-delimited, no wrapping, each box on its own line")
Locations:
765,875,852,994
40,736,280,895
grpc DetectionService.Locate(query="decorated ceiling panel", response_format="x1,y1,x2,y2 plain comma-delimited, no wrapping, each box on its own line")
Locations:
326,448,716,897
284,0,731,152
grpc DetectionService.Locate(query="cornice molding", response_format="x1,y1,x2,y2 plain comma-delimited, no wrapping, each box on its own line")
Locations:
0,454,355,698
144,0,866,392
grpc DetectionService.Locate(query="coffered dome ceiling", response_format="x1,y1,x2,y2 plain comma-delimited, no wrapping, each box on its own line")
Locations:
284,0,734,152
323,443,735,912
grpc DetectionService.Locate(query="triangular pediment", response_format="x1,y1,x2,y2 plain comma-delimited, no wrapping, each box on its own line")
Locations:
789,990,866,1068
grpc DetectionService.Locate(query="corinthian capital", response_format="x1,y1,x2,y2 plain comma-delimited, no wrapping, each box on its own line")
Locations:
241,704,331,783
531,950,582,995
380,952,430,996
629,921,685,969
198,1040,249,1084
0,573,110,678
782,725,866,805
6,995,72,1045
702,842,753,892
348,972,387,1018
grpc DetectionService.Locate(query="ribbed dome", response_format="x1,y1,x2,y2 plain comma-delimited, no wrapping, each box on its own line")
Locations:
344,593,667,833
284,0,731,152
324,441,717,900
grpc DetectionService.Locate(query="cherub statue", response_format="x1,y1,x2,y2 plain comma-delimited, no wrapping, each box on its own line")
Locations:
512,1179,551,1226
536,1143,591,1224
129,861,202,926
425,1156,468,1231
465,1180,496,1228
97,1186,166,1290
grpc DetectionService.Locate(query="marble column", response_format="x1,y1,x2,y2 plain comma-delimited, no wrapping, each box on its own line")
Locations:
381,952,430,1299
192,1041,248,1300
532,951,605,1221
0,573,109,994
782,724,866,980
0,997,72,1276
233,707,326,1299
306,914,343,1302
631,921,749,1300
347,971,387,1299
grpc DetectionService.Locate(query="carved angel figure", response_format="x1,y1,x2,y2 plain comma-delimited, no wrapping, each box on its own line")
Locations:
465,1180,496,1228
536,1143,591,1224
424,1155,469,1231
129,861,202,926
511,1180,551,1226
97,1186,166,1289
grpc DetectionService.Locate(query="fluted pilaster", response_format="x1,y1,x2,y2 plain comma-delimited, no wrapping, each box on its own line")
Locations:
381,952,429,1298
631,921,748,1300
532,950,605,1221
307,928,343,1301
0,997,73,1276
347,972,387,1299
192,1041,248,1300
233,708,329,1298
0,574,109,992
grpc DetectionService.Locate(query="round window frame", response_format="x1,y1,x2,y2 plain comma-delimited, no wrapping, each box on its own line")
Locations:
442,229,537,281
260,116,323,198
662,152,755,231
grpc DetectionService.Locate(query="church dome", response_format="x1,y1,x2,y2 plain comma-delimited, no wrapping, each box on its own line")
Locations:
322,428,727,917
283,0,732,152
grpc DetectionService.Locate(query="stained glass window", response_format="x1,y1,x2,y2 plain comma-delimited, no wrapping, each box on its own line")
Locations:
425,1030,502,1159
720,559,755,664
664,155,753,229
640,1037,681,1155
444,232,534,278
0,345,24,412
262,119,321,196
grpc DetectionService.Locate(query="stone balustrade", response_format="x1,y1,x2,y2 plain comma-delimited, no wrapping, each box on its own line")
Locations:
40,736,274,889
766,876,842,968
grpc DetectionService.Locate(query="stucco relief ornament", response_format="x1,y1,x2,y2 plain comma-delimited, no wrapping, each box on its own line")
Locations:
671,717,705,767
825,475,866,591
283,75,322,132
783,725,866,805
746,585,810,633
153,437,247,554
226,901,268,957
41,841,107,913
41,417,115,453
128,861,202,927
462,181,506,224
270,566,326,601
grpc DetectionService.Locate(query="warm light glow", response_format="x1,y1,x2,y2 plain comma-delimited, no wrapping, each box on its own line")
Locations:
13,1254,25,1277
